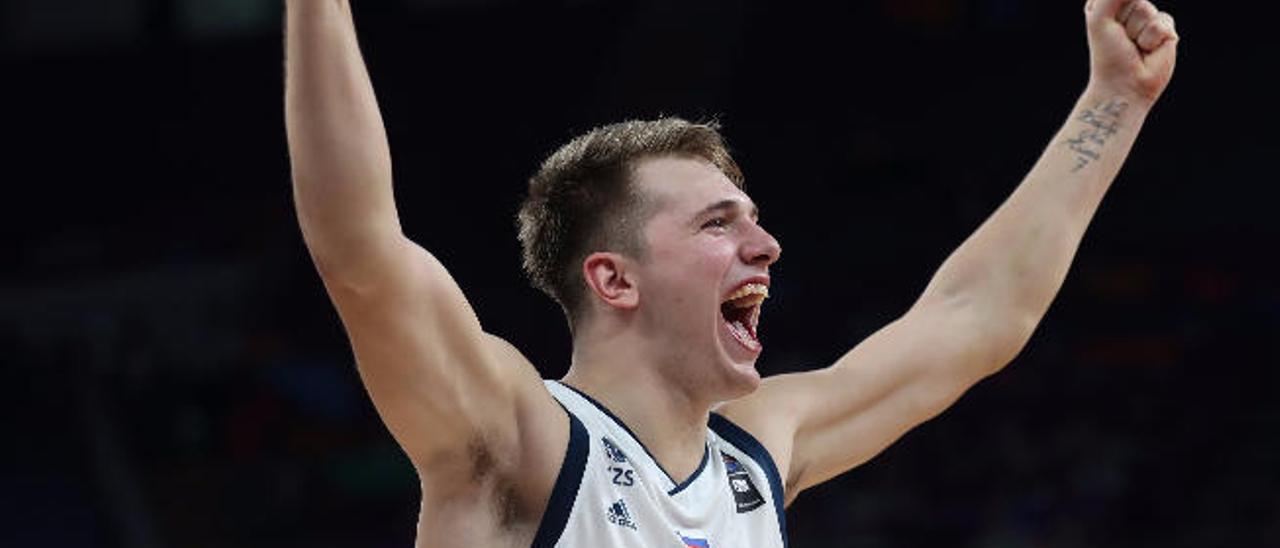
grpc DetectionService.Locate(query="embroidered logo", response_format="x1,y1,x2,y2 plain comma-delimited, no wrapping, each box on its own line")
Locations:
602,436,629,463
606,498,638,530
721,452,765,513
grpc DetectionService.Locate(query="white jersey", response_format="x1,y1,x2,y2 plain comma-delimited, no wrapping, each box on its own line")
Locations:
530,380,789,548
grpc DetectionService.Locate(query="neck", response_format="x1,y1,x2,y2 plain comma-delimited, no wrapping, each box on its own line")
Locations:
562,335,713,484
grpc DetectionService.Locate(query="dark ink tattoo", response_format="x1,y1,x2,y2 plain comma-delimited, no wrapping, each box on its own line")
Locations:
1064,98,1129,172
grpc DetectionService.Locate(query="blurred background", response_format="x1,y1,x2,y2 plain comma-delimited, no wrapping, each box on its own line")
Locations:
4,0,1278,546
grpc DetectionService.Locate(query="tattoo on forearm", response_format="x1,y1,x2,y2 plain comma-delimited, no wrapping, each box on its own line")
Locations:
1064,98,1129,172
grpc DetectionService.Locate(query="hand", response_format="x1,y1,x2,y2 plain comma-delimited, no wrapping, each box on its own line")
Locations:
1085,0,1179,105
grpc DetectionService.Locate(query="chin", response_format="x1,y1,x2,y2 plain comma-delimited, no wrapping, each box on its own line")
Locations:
709,323,765,400
716,356,763,401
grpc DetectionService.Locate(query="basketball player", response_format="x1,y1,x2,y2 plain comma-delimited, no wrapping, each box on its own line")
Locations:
283,0,1177,545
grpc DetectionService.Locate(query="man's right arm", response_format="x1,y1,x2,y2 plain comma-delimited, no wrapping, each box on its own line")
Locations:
283,0,566,504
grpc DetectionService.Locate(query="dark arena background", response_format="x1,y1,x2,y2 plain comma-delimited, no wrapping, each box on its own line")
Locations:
5,1,1279,547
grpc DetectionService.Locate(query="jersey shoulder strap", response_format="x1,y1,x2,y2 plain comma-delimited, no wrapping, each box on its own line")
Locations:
529,385,589,548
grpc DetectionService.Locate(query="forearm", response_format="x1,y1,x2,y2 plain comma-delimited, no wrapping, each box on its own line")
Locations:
917,84,1152,342
284,0,401,279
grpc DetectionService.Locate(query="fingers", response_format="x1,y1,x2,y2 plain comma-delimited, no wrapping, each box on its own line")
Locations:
1103,0,1177,53
1085,0,1179,100
1145,21,1179,76
1085,0,1136,19
1122,1,1159,41
1136,12,1177,52
1118,0,1142,27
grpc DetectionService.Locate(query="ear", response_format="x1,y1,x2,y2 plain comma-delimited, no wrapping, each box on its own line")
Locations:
582,252,639,311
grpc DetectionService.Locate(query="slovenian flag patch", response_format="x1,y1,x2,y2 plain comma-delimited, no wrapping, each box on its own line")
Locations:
680,534,711,548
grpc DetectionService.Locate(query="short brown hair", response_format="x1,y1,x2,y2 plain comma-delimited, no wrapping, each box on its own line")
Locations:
517,117,744,324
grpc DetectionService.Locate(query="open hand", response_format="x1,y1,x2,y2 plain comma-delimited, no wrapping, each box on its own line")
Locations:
1085,0,1179,104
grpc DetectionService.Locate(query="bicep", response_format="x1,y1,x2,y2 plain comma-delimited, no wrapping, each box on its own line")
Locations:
738,304,1018,501
796,306,1021,491
321,238,561,477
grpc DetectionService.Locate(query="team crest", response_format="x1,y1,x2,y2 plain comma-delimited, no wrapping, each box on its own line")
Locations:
720,452,765,512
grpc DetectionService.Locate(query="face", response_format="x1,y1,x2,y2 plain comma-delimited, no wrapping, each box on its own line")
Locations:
628,156,781,399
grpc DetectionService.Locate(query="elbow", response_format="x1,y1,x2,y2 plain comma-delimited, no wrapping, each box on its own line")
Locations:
309,250,370,295
936,298,1041,378
302,233,364,290
980,312,1040,376
911,291,1046,378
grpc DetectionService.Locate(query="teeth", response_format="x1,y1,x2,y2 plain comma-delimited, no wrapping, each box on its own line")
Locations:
724,283,769,304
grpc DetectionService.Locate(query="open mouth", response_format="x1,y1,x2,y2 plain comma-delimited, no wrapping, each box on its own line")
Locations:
720,283,768,352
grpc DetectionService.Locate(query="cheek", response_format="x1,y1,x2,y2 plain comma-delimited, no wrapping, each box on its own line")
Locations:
646,241,734,307
694,240,738,273
654,240,734,279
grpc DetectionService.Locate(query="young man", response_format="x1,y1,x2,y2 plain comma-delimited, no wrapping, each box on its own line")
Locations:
283,0,1178,546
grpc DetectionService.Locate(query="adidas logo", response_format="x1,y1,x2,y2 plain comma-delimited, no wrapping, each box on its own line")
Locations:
606,498,638,530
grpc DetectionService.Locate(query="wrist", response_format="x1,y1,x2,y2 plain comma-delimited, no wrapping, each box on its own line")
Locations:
1081,81,1156,118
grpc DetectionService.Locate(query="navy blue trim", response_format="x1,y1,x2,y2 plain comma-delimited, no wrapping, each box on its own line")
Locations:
708,413,789,548
530,406,588,548
667,442,710,496
555,381,709,491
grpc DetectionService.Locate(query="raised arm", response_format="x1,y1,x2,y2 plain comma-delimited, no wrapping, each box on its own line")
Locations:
283,0,565,509
719,0,1178,502
285,0,399,278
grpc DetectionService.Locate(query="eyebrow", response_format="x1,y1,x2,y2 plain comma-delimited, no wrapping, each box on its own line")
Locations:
695,199,759,222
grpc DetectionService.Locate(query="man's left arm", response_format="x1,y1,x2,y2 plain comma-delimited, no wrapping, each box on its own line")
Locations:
718,0,1178,504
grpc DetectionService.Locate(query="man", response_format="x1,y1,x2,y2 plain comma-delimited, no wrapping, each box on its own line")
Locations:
283,0,1178,545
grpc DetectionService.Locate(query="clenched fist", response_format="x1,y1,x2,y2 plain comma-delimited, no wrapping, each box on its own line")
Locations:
1085,0,1179,104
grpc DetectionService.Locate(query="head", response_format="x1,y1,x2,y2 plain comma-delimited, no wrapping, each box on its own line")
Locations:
518,118,781,395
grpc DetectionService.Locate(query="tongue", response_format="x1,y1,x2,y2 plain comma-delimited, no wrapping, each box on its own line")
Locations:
726,318,760,350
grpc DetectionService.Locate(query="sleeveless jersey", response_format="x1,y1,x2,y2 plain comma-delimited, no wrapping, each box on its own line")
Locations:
530,380,789,548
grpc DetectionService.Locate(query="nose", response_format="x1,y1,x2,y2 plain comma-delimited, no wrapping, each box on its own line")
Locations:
741,222,781,267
